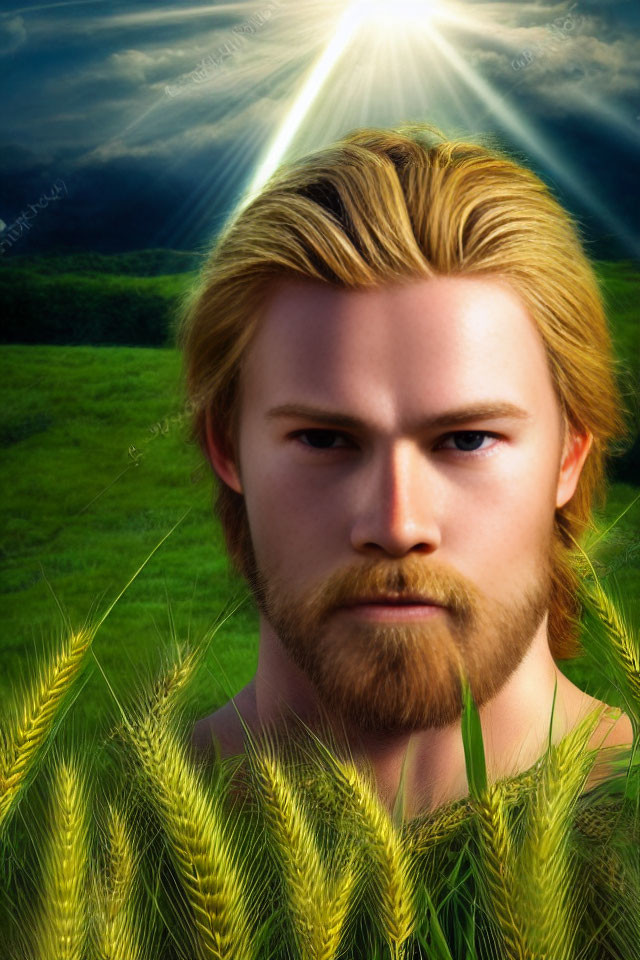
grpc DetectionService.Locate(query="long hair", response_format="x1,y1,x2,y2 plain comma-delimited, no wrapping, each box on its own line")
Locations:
177,122,629,660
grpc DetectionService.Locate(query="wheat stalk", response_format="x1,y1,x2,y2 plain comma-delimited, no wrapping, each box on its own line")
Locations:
573,791,640,960
0,628,92,831
247,726,417,957
574,796,625,842
92,802,144,960
129,713,254,960
106,644,202,749
34,756,89,960
514,706,603,960
251,745,358,960
407,797,471,849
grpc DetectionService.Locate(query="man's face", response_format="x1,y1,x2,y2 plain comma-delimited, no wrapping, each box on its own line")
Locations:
212,275,579,734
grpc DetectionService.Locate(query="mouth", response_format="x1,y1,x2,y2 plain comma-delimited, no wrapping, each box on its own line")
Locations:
339,594,446,621
345,594,444,607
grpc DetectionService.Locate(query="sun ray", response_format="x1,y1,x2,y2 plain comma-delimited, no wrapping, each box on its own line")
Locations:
426,26,640,257
240,3,363,210
240,0,449,211
227,0,638,259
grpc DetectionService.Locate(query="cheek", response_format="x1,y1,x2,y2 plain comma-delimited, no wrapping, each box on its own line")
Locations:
241,450,337,570
444,456,557,569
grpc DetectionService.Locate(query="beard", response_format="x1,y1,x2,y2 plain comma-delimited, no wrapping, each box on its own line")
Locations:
244,542,552,736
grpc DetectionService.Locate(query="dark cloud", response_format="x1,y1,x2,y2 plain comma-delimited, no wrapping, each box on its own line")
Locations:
0,0,637,257
0,14,26,56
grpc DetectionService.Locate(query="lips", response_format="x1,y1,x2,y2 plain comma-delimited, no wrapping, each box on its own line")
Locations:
346,594,443,606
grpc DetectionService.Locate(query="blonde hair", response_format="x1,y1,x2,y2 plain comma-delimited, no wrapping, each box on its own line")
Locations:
178,122,629,660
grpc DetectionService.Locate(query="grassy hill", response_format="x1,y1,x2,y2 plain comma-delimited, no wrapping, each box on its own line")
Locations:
0,247,206,276
0,251,638,367
0,248,205,347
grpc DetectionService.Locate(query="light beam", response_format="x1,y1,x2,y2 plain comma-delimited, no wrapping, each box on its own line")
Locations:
239,0,445,214
239,3,363,212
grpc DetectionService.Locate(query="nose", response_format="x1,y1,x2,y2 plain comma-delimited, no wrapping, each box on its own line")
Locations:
349,441,441,557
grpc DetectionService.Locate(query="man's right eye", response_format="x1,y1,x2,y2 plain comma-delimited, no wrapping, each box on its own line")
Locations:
290,429,353,451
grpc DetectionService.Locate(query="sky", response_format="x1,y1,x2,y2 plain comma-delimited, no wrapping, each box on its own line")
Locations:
0,0,639,258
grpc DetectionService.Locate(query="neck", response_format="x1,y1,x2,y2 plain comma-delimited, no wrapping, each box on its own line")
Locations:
249,615,598,817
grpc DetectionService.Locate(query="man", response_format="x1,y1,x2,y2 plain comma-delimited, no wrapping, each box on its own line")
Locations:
182,122,634,817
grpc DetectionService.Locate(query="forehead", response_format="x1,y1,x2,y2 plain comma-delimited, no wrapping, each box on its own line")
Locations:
240,274,555,420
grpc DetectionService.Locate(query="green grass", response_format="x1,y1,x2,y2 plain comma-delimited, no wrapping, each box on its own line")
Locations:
0,344,258,740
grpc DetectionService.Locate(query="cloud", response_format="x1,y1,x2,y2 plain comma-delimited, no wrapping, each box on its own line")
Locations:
463,12,640,107
49,44,189,91
46,31,258,96
6,0,640,178
562,34,640,94
75,93,279,164
103,47,160,84
87,4,239,31
0,14,27,55
40,0,289,103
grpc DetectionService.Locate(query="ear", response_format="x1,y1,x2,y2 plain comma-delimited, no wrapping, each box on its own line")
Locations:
204,407,243,495
555,425,593,509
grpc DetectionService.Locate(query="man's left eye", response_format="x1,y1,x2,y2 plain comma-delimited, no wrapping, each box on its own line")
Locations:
438,431,498,453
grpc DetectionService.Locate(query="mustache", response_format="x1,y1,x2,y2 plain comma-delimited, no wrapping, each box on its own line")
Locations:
314,556,481,620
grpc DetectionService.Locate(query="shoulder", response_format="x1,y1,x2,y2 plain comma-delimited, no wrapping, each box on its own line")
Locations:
590,705,634,751
583,705,635,792
191,681,259,760
191,703,243,759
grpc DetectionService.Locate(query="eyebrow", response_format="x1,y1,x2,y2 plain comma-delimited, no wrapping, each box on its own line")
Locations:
265,401,532,432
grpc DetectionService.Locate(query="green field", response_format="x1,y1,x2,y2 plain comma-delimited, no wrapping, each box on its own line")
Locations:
0,344,260,739
0,256,638,744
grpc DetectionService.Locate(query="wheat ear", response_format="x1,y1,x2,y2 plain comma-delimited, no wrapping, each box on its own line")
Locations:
585,580,640,715
147,645,201,724
34,756,89,960
472,776,529,960
515,705,603,960
567,529,640,723
251,745,358,960
0,628,92,831
408,767,539,855
92,802,144,960
129,714,254,960
316,750,417,957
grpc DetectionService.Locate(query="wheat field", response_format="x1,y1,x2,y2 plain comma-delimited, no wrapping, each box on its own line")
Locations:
0,528,638,959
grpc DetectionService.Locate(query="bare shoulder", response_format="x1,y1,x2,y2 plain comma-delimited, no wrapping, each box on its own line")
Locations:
191,702,243,758
191,680,259,760
583,704,635,792
590,705,634,751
